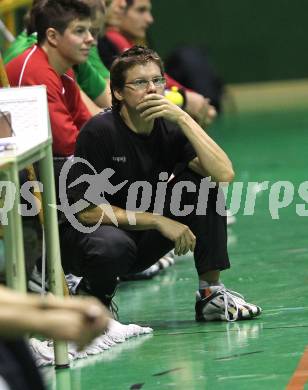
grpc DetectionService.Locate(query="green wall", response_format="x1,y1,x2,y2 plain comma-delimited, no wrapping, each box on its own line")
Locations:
149,0,308,83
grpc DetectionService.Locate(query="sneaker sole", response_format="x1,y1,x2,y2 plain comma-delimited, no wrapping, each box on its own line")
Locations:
195,306,262,322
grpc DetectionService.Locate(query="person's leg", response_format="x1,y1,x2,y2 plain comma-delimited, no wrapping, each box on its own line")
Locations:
60,224,138,306
150,168,261,322
127,230,174,275
60,168,261,321
163,169,229,279
122,169,228,277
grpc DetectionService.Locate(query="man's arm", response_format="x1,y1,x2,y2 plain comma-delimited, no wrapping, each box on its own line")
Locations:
0,285,110,349
94,79,112,108
47,89,89,156
79,84,112,116
45,73,92,156
80,89,102,115
178,113,234,182
165,74,217,127
76,56,112,109
78,205,196,256
184,90,217,127
137,94,234,183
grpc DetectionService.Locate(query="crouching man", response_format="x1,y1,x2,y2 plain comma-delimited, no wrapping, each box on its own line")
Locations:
60,46,261,322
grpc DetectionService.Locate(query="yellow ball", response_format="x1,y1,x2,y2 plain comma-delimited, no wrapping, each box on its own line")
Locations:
165,86,184,107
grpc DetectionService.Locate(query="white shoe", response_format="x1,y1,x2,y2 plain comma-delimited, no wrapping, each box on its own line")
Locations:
106,319,153,340
195,286,262,322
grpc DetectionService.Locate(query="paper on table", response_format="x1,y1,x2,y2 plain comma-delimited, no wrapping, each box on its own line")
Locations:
0,86,49,147
0,136,17,152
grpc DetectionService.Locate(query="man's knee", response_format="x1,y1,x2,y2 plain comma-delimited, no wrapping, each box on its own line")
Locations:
167,169,219,216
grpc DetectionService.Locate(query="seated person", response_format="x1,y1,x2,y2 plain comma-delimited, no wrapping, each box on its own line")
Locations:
60,46,261,322
0,284,109,390
98,0,216,127
4,0,111,114
6,0,94,173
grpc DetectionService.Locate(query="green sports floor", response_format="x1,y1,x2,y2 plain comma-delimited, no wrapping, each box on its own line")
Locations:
46,97,308,390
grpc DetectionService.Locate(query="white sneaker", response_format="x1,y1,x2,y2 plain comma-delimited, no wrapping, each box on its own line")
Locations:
195,285,262,322
29,338,75,366
84,320,153,355
106,319,153,340
158,251,175,269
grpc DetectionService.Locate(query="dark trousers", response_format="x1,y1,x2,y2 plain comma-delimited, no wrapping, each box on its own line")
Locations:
60,169,230,304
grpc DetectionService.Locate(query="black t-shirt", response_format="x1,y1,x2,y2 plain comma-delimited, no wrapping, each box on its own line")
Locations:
68,109,196,211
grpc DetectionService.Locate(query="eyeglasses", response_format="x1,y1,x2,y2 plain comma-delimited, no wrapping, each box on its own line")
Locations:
124,76,166,90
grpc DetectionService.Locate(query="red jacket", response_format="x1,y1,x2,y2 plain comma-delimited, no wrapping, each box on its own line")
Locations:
6,45,91,157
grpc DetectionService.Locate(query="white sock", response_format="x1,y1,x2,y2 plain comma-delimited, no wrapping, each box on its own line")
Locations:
199,280,223,290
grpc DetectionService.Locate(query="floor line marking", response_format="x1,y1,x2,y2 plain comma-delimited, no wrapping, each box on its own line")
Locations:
286,345,308,390
215,350,264,361
153,367,183,376
154,324,308,337
265,307,308,312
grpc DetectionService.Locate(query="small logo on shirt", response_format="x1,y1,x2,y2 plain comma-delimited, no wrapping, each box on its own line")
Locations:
112,156,127,163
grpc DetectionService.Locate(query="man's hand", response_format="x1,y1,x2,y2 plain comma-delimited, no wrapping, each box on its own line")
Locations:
39,308,107,351
39,296,110,350
46,295,110,327
154,215,196,256
185,91,217,127
137,94,186,124
0,293,110,349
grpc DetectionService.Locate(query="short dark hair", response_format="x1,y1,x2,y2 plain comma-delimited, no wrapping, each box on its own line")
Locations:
110,45,164,111
28,0,92,44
